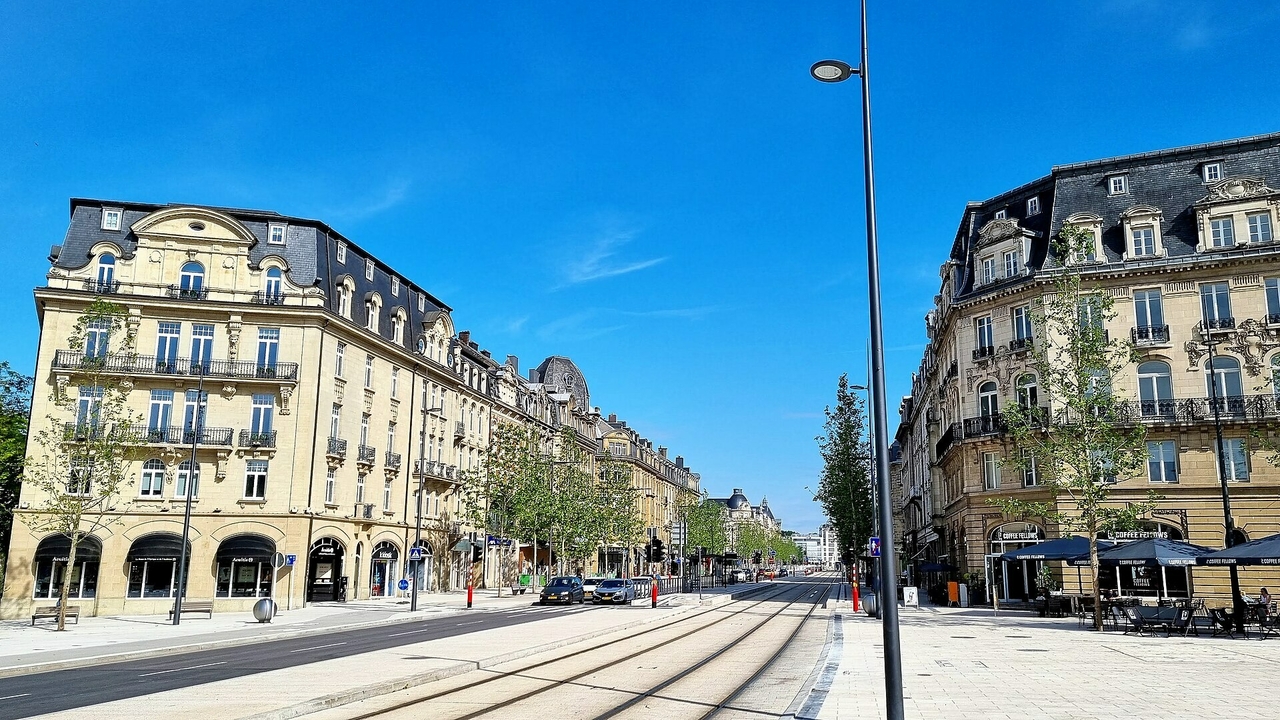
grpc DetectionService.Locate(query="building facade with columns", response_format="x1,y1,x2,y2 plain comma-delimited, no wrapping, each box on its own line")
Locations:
1,198,699,618
893,132,1280,604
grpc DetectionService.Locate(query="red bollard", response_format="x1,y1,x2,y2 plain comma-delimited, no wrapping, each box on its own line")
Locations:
651,580,659,609
467,583,473,609
852,584,861,612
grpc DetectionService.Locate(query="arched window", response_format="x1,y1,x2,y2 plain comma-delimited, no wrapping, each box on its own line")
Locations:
96,253,116,290
978,381,998,417
391,309,406,344
365,294,382,333
1138,361,1174,417
179,261,204,293
139,459,165,498
1272,355,1280,398
1015,374,1038,409
337,278,354,319
1206,356,1243,414
265,267,283,302
176,460,200,499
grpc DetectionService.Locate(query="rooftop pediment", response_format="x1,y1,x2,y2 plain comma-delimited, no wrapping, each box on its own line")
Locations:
131,206,258,245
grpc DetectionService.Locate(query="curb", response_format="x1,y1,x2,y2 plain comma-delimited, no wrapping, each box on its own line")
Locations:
0,602,534,679
238,604,698,720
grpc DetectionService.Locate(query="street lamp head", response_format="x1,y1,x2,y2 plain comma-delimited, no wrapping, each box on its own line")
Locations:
810,59,858,83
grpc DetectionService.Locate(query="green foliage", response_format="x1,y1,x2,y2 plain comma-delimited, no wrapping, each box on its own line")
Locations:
993,226,1156,627
595,455,643,555
683,494,729,556
816,374,874,566
0,361,34,587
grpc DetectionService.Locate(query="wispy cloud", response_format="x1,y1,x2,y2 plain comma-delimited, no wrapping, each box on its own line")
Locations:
559,225,667,287
503,316,529,334
325,179,412,223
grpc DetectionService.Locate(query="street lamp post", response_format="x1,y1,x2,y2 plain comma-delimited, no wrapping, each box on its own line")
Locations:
810,2,905,718
1204,338,1246,628
172,371,205,626
411,404,443,613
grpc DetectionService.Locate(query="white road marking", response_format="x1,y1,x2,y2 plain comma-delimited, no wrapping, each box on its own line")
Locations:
0,693,32,701
289,642,347,653
456,620,482,626
388,628,434,637
138,661,227,677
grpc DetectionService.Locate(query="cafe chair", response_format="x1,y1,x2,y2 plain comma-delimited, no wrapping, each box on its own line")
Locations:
1122,607,1152,637
1258,606,1279,640
1210,608,1242,639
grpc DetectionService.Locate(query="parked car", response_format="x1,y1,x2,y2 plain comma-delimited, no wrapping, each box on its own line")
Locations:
729,568,749,583
581,577,604,600
539,576,584,605
592,578,635,605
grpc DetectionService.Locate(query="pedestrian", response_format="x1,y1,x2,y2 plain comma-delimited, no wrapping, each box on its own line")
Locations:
1260,587,1271,607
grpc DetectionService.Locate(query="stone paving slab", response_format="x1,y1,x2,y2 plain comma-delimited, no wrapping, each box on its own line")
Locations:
817,602,1279,720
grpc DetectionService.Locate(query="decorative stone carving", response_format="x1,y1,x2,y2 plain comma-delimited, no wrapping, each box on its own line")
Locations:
221,384,237,401
227,320,242,362
1165,281,1195,294
976,218,1025,248
215,451,229,481
279,386,293,416
119,378,134,394
1198,176,1278,204
1233,274,1261,287
363,388,375,415
334,378,346,404
1184,341,1205,372
126,312,141,350
1185,320,1280,377
54,374,69,401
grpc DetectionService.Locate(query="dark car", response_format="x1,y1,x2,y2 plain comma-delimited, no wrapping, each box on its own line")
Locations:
539,576,584,605
592,578,635,605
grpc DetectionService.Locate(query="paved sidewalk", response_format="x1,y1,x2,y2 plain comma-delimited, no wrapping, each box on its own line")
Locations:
0,589,538,676
817,600,1279,719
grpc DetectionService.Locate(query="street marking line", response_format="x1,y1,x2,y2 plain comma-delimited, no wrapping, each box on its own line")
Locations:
388,628,434,637
0,693,31,701
289,642,347,653
138,661,227,677
456,620,483,626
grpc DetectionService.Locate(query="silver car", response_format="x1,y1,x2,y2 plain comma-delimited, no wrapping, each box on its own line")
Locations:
592,578,635,605
581,577,604,600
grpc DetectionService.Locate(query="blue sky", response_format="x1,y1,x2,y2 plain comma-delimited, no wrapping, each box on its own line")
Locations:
2,2,1279,533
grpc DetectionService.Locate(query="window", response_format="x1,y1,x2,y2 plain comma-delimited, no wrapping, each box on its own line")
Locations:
1203,163,1222,182
1268,279,1280,321
148,389,173,434
387,422,396,451
1133,289,1165,335
338,281,352,318
85,319,110,359
355,474,365,503
1089,449,1117,484
978,381,998,418
183,389,207,437
360,414,370,447
1027,196,1040,216
1078,297,1104,337
391,277,400,296
216,556,271,598
244,460,268,499
382,479,393,511
1022,449,1039,487
257,328,279,374
975,316,993,351
140,459,165,497
96,253,116,288
982,452,1000,490
76,385,103,431
1108,175,1128,195
251,393,274,435
336,242,347,263
1200,282,1232,327
365,297,380,332
155,321,181,370
392,313,405,344
1147,441,1178,483
1210,217,1235,248
325,468,336,504
1003,250,1021,278
190,324,214,372
418,292,426,312
330,404,341,439
1013,305,1033,342
176,460,200,499
994,209,1007,220
265,268,283,300
1248,212,1273,243
1131,226,1156,257
390,367,399,398
179,262,205,292
1222,438,1249,482
335,342,346,377
1015,374,1038,409
268,223,286,245
101,208,122,231
1206,356,1243,402
127,557,180,599
1137,361,1174,417
365,259,375,281
364,355,374,389
67,459,91,495
980,256,996,284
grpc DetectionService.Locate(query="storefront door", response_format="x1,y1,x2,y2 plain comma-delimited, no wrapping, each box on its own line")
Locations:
370,541,399,597
307,537,345,603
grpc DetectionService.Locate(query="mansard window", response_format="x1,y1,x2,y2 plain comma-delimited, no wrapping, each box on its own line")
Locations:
1026,196,1040,216
1210,217,1236,247
96,253,116,289
365,294,381,333
337,278,354,319
336,242,347,264
1202,163,1222,183
101,208,122,231
994,208,1007,220
1248,212,1273,243
1002,249,1021,278
391,276,400,296
1108,175,1128,196
268,223,286,245
418,292,426,312
391,310,406,344
365,259,375,281
1131,226,1156,257
980,256,996,285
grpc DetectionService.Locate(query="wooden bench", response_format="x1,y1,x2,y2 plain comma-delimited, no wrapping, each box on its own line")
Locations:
168,600,214,619
31,605,80,626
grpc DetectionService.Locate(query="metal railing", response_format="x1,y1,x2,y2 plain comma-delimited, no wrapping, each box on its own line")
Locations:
1132,325,1170,343
166,285,209,301
84,279,120,294
357,444,377,464
1008,337,1033,352
385,451,402,468
52,350,299,381
1201,317,1236,331
413,459,459,481
355,503,374,519
251,290,285,305
62,422,106,441
327,437,348,457
113,424,234,446
972,345,995,361
238,430,277,448
454,421,466,438
934,423,960,459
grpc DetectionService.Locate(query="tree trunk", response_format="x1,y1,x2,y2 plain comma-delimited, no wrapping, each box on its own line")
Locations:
58,533,79,632
1089,522,1103,631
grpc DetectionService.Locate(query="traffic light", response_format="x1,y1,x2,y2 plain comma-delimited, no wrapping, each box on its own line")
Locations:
752,551,762,564
471,543,483,563
652,538,665,563
644,542,654,562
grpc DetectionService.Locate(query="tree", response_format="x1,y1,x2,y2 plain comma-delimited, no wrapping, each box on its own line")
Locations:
684,494,729,558
461,422,545,596
595,455,642,576
994,227,1155,630
22,299,145,629
816,374,874,568
0,362,34,593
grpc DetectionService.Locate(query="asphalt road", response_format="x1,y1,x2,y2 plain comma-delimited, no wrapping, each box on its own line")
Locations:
0,601,604,719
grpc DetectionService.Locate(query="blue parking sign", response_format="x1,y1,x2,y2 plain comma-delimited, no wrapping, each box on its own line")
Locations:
869,537,881,557
285,554,297,566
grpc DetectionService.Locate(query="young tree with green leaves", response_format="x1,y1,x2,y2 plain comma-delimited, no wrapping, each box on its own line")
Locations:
816,374,874,568
684,494,729,557
995,227,1155,630
461,422,546,595
596,455,643,576
22,299,146,629
0,362,34,592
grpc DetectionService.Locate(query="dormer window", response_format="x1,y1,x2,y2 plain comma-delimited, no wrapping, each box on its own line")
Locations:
365,259,375,281
418,292,426,312
1131,226,1156,256
1108,175,1128,196
391,277,400,296
1062,212,1105,264
980,256,996,285
1248,212,1273,243
336,242,347,264
268,223,286,245
1210,217,1236,248
1003,249,1021,278
994,209,1007,220
1203,163,1222,183
101,208,122,231
1026,196,1041,216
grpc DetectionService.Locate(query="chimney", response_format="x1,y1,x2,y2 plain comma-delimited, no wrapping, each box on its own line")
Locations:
506,355,519,374
481,349,491,358
676,456,684,468
659,446,668,458
458,330,471,344
733,488,743,495
608,413,617,423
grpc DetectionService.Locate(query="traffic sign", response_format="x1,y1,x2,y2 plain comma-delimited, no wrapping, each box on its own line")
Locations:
768,548,777,557
869,536,881,557
398,578,410,591
285,554,297,566
408,546,424,561
271,552,286,569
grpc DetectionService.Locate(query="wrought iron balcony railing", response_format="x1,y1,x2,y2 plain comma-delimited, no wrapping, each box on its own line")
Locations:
1132,325,1170,343
251,290,286,305
327,437,348,457
112,424,234,446
357,444,377,464
355,503,374,519
166,285,209,301
52,350,299,381
83,279,120,294
1009,337,1034,353
238,430,277,448
1201,317,1236,331
973,345,995,361
413,459,459,481
385,451,402,468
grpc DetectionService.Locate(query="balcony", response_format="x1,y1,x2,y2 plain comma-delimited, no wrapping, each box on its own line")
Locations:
238,430,277,448
1268,313,1280,326
972,345,995,361
1008,337,1034,353
357,444,377,465
327,437,348,458
413,459,459,482
354,503,374,520
454,421,466,438
113,424,234,447
962,415,1004,437
385,451,402,469
84,279,119,295
62,422,106,442
1132,325,1170,344
1201,317,1236,332
251,290,285,306
52,350,299,382
166,285,209,301
934,423,960,459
